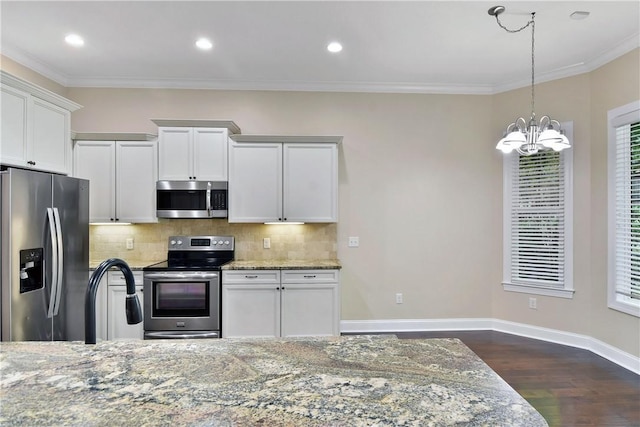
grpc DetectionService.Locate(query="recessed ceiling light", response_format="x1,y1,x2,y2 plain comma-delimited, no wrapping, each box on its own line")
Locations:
195,38,213,50
570,11,590,20
65,34,84,47
327,42,343,53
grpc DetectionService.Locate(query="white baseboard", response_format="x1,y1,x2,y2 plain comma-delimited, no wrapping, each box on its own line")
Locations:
340,318,640,375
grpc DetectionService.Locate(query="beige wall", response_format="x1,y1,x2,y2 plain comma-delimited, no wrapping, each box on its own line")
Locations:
6,48,639,357
67,87,498,322
589,50,640,354
491,49,640,356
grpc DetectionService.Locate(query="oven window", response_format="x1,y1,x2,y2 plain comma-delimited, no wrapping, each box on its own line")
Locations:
152,281,210,317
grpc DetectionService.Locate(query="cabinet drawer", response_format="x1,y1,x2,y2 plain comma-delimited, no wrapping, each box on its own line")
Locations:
108,270,143,285
222,270,280,284
281,270,339,284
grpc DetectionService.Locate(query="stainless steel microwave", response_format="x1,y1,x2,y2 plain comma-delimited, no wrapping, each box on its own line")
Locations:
156,181,227,218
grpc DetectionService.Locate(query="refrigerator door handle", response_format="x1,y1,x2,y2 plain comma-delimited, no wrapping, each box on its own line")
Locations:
46,208,59,319
52,207,64,316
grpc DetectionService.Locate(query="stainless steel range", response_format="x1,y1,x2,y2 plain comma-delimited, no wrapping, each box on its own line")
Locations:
142,235,234,339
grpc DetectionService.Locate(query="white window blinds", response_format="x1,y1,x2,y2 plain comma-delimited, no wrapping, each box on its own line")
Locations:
511,152,566,288
502,121,573,298
609,105,640,314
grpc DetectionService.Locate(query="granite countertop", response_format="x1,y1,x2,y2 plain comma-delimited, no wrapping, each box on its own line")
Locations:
0,335,547,426
89,260,162,270
222,259,342,270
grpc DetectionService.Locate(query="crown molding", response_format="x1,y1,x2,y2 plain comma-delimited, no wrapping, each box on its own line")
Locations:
3,36,639,96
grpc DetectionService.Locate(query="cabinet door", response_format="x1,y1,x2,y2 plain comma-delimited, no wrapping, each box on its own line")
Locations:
0,85,29,168
158,127,193,180
222,284,280,338
31,97,70,174
193,128,228,181
116,141,158,223
73,141,116,223
108,285,144,340
228,142,282,222
284,143,338,222
281,283,339,337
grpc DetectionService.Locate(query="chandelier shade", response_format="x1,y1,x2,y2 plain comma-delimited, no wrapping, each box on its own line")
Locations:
489,6,571,156
496,115,570,155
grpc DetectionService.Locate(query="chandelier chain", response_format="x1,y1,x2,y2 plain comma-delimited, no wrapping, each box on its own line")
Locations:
493,12,537,118
531,16,535,118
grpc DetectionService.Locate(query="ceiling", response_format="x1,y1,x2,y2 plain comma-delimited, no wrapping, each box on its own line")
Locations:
1,1,638,94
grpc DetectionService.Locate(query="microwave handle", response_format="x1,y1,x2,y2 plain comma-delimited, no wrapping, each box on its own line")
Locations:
206,181,212,217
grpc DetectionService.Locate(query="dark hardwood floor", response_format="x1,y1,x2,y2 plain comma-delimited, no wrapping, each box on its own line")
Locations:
388,331,640,427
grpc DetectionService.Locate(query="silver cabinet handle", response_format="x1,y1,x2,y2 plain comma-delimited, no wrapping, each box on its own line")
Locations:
303,275,316,278
245,275,258,278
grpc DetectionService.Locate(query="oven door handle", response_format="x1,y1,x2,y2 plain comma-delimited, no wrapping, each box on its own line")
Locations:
144,272,219,279
144,331,220,339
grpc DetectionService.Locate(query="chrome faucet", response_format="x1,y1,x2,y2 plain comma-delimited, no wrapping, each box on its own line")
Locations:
85,258,142,344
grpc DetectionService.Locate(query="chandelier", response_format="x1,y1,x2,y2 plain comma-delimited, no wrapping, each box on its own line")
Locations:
489,6,571,155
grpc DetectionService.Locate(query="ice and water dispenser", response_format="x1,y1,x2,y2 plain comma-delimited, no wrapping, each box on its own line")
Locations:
19,248,44,293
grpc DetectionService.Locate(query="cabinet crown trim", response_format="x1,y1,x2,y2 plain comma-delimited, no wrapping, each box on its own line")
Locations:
230,135,342,144
73,132,157,141
1,70,82,112
151,119,240,134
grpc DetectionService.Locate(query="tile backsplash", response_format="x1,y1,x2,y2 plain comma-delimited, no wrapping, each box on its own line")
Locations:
90,220,337,265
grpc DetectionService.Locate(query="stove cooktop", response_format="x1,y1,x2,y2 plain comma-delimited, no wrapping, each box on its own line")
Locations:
143,235,234,272
143,259,233,272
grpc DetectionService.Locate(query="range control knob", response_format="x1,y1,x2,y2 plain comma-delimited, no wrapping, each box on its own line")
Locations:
177,240,183,245
224,241,230,245
170,240,176,245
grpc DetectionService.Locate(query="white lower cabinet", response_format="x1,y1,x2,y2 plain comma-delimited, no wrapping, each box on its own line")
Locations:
222,269,339,338
107,271,144,340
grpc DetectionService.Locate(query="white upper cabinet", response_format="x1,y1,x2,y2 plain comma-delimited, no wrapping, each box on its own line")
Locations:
157,127,193,180
229,142,283,222
284,143,338,222
0,85,29,166
229,135,340,223
73,135,158,223
0,71,82,175
153,120,240,181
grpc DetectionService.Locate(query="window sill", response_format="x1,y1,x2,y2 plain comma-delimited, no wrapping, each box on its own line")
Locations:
608,299,640,318
503,282,575,299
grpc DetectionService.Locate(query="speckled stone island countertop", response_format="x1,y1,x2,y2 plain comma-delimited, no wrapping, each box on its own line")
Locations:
0,335,547,426
222,259,342,270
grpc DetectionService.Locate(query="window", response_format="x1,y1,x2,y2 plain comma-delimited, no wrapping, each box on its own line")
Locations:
608,101,640,317
502,122,574,298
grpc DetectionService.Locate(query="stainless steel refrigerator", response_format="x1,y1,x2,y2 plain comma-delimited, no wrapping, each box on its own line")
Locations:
1,167,89,341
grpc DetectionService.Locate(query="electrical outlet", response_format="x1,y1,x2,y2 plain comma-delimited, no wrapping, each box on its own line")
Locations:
348,237,359,247
396,293,403,304
125,238,134,250
529,297,537,309
263,238,271,249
